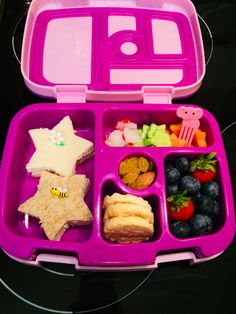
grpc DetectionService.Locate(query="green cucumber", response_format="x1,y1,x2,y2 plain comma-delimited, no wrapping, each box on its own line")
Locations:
149,132,172,147
147,123,158,138
141,125,149,140
143,138,151,146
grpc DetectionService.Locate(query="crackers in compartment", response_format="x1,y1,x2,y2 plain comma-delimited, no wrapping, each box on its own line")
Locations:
18,171,93,241
103,193,154,243
26,116,94,177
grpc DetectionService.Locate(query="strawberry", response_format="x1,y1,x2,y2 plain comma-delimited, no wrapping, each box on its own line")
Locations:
191,169,215,183
167,190,194,221
190,153,217,183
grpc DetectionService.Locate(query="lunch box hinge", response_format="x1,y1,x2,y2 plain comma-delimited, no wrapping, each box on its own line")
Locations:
142,86,174,104
54,85,87,103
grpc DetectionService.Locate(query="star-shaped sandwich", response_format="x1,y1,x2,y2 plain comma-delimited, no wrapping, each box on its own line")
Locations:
18,171,93,241
26,116,94,177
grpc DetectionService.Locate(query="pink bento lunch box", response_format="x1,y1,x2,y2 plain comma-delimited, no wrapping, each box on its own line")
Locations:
0,0,235,271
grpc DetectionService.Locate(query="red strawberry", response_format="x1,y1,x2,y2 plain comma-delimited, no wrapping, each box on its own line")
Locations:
190,153,217,183
192,169,215,183
167,190,194,221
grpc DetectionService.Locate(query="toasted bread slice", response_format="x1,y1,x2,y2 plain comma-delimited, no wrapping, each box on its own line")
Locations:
26,116,94,177
18,171,92,240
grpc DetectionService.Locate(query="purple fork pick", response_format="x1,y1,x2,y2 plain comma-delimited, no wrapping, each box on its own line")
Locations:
176,106,203,147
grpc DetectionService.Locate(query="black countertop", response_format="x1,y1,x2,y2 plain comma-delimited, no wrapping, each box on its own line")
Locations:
0,1,236,313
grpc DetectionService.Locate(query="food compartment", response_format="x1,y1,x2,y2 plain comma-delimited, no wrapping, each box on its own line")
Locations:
118,153,157,190
100,179,162,244
102,106,214,148
1,105,95,243
164,152,226,239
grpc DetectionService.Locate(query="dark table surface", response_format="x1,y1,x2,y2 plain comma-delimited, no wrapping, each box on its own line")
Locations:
0,0,235,313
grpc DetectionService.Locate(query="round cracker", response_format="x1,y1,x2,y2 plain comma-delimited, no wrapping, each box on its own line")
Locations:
103,203,154,224
103,216,154,243
103,193,152,211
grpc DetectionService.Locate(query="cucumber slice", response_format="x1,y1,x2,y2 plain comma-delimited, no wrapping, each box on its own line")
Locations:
149,132,172,147
133,140,145,147
147,123,158,138
141,125,149,139
143,138,151,146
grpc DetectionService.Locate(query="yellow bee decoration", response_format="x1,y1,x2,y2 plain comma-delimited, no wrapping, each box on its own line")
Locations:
50,187,68,199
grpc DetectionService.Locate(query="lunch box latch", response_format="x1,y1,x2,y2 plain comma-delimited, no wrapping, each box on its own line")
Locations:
3,251,224,271
142,86,174,104
54,85,87,103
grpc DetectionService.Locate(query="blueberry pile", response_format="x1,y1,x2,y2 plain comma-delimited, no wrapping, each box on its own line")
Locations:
165,155,220,238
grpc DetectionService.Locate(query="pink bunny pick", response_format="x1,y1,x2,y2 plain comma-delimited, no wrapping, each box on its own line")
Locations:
176,106,203,147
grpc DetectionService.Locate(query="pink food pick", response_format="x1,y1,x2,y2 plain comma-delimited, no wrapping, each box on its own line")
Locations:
176,106,203,147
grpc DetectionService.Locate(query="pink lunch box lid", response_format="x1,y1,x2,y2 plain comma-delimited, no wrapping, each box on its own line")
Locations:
21,0,205,102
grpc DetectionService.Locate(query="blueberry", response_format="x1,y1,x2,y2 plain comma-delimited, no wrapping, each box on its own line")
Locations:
191,192,202,205
212,200,220,218
195,195,216,218
166,183,179,197
195,196,220,219
165,163,174,171
179,175,201,195
165,167,180,184
170,221,190,238
189,214,213,236
174,157,190,175
201,181,220,199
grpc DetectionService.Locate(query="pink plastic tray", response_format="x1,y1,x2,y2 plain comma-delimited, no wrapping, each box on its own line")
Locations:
0,0,235,270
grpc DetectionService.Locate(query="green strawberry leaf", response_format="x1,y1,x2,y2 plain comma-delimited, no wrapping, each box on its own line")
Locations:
167,196,174,202
167,190,190,212
181,190,188,196
207,152,216,160
208,160,217,164
190,153,217,172
205,165,216,172
190,164,196,172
